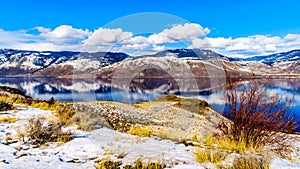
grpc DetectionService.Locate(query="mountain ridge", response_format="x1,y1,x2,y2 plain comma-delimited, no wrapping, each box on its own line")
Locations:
0,48,300,77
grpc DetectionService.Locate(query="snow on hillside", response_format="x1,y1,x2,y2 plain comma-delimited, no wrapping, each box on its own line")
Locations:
0,49,129,76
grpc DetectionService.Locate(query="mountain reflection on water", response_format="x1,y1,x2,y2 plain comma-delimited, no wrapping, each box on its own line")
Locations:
0,77,299,131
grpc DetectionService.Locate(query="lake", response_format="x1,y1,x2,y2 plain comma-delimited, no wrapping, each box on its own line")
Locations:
0,77,299,131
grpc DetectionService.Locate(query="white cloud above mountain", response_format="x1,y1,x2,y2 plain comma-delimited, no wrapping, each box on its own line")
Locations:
0,29,38,45
40,25,91,44
1,23,300,57
148,23,210,44
190,34,300,57
84,28,132,46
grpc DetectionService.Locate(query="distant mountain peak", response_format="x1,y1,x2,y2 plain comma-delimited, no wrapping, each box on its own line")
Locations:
154,48,226,60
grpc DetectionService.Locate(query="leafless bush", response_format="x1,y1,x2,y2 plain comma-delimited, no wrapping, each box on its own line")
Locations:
27,117,73,145
219,74,297,148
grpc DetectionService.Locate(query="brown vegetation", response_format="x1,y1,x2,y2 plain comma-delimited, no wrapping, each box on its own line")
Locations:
0,100,14,111
219,74,297,149
26,117,73,145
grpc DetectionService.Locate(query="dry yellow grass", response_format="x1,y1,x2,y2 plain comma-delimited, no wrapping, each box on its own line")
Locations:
151,127,187,142
0,116,17,123
195,147,226,164
129,124,151,137
231,154,270,169
31,101,60,111
204,134,258,153
194,133,267,167
133,101,153,108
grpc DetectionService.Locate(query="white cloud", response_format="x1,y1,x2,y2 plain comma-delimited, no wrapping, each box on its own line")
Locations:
2,23,300,57
152,45,165,51
14,43,83,52
148,23,210,44
40,25,91,44
190,34,300,57
121,36,149,45
120,43,150,51
0,29,39,48
35,27,51,33
83,28,132,47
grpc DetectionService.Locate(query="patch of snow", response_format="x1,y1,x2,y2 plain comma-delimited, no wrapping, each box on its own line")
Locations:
20,55,42,70
41,53,51,56
171,164,205,169
0,62,18,69
270,158,300,169
15,107,52,119
62,59,101,71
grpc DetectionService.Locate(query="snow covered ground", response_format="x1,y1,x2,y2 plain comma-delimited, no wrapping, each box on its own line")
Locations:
0,106,300,169
0,106,202,169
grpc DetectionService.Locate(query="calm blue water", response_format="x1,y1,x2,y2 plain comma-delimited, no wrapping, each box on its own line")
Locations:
0,77,299,131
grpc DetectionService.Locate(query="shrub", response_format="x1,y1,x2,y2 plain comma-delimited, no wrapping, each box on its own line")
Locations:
26,117,73,145
124,159,165,169
48,97,55,106
54,104,77,125
219,73,297,149
97,158,122,169
97,158,165,169
231,154,270,169
0,100,14,111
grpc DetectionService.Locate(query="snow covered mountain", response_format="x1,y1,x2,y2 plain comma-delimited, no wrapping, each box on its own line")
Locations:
230,49,300,66
0,48,300,77
226,50,300,75
0,48,229,77
153,49,227,60
0,49,129,76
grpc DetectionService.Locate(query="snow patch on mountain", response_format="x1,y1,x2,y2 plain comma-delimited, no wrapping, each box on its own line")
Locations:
61,59,101,72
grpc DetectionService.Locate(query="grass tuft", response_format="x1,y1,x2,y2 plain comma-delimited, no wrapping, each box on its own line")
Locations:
129,124,151,137
231,154,270,169
0,116,17,123
204,134,257,153
195,147,226,164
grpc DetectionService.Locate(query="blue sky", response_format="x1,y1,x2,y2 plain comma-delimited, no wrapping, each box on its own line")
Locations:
1,0,300,57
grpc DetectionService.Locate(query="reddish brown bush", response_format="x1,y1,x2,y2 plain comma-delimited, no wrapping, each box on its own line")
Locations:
219,75,297,148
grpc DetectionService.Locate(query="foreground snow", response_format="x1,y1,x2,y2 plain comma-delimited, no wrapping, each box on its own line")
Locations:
0,127,203,169
0,107,300,169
